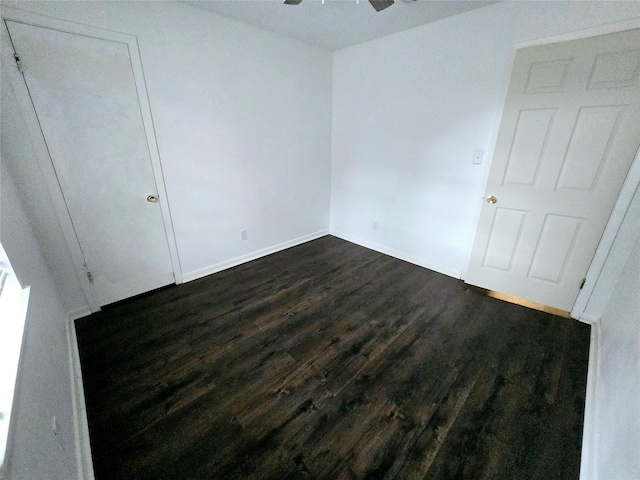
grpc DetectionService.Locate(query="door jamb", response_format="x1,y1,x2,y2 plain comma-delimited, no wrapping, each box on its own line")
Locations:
1,7,183,312
1,19,99,311
571,146,640,320
465,17,640,318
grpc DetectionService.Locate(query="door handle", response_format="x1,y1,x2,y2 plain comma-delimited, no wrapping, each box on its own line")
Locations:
485,195,497,204
146,195,158,203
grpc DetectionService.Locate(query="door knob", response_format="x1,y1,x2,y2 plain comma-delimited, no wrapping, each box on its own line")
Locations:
486,195,497,204
146,195,158,203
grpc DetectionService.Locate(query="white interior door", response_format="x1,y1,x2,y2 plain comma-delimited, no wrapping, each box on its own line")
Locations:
465,28,640,312
6,21,175,306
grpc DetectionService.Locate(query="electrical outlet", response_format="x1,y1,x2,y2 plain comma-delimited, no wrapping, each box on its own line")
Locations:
473,149,483,165
372,221,378,230
241,230,248,241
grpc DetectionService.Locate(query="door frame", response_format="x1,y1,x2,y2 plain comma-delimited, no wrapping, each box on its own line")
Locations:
1,7,183,312
465,17,640,320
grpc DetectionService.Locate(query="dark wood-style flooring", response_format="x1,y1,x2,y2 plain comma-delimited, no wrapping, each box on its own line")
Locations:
75,235,590,479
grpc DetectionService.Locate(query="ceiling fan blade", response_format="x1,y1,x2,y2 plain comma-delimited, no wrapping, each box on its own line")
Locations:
283,0,303,4
369,0,394,12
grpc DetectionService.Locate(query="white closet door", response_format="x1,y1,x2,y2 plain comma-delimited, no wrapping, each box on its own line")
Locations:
7,21,175,306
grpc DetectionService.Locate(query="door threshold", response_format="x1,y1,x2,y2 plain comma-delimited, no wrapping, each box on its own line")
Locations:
468,287,571,319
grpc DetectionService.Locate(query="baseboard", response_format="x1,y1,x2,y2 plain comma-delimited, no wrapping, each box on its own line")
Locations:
330,230,462,280
579,321,601,480
578,313,600,325
182,230,329,283
66,318,95,480
67,306,92,322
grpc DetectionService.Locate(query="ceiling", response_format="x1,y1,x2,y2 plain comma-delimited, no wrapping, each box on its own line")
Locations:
182,0,497,50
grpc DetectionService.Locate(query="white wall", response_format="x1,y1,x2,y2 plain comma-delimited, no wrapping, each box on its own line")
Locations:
598,235,640,479
0,159,77,478
2,0,333,303
330,1,640,278
582,182,640,480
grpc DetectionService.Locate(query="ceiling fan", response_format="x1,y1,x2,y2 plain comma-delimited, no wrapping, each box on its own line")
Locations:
284,0,396,13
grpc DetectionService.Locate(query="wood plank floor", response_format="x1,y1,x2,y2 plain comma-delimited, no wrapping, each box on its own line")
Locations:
75,235,590,480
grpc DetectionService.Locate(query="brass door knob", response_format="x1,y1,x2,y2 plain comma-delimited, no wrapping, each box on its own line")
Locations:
486,195,497,204
146,195,158,203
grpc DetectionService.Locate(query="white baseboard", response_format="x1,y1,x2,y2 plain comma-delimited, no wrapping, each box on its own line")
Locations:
579,321,601,480
182,230,329,283
330,230,462,280
67,306,93,322
578,313,600,325
66,318,94,480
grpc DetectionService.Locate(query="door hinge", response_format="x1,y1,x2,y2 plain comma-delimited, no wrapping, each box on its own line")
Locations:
580,277,586,289
14,53,23,73
87,271,94,284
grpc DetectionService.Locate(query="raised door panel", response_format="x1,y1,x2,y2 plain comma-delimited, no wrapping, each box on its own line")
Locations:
556,106,627,191
503,110,556,187
527,215,583,283
482,209,528,272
